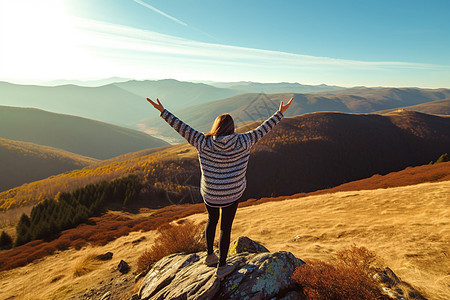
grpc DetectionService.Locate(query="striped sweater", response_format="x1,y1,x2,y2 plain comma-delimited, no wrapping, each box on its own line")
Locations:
160,109,284,207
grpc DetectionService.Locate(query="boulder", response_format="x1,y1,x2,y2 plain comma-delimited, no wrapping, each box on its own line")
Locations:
373,267,427,300
229,236,270,255
138,237,305,300
118,260,130,274
97,252,113,261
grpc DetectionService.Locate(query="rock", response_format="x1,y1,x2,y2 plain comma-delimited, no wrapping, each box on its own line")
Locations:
97,252,114,261
100,291,111,300
373,267,427,300
139,237,305,300
118,260,130,274
229,236,270,255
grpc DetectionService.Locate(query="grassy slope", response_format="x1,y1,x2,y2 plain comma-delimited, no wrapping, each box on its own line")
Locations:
0,138,99,192
0,105,168,160
0,170,448,299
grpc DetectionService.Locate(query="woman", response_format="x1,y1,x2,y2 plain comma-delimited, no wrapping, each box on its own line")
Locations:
147,97,293,278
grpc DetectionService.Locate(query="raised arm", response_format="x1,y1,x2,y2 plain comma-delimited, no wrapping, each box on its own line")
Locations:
241,97,293,148
147,98,205,150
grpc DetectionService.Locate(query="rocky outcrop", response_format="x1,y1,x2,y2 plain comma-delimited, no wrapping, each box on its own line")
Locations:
136,236,426,300
138,237,305,300
373,267,427,300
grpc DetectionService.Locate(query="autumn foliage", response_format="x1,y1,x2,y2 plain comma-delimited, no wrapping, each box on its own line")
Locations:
0,203,204,272
292,246,388,300
137,220,205,272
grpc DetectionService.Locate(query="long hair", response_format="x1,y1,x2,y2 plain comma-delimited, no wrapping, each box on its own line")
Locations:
205,114,235,137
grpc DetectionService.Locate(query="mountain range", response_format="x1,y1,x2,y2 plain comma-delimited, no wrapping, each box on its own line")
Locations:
1,79,341,128
140,87,450,143
376,98,450,115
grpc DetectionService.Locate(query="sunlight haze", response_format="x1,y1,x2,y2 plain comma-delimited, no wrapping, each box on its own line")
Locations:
0,0,449,87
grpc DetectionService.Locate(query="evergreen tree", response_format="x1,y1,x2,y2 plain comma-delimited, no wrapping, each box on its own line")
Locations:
15,213,31,246
0,231,13,250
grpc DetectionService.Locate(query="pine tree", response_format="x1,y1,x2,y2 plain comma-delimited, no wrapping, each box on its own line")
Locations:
0,231,13,249
15,213,31,246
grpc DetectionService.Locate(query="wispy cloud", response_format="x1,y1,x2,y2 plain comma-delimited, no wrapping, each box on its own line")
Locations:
133,0,187,26
132,0,218,41
1,16,449,87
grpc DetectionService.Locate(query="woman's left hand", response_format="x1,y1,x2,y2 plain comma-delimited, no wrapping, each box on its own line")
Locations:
147,98,165,113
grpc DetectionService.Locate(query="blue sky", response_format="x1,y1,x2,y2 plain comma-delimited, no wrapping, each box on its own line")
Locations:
0,0,449,87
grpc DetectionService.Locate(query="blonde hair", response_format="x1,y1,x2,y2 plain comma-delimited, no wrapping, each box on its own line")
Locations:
205,114,235,137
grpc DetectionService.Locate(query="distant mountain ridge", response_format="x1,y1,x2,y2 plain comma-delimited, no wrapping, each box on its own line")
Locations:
206,81,345,94
0,79,348,128
141,87,450,143
376,98,450,115
0,138,99,191
0,106,168,160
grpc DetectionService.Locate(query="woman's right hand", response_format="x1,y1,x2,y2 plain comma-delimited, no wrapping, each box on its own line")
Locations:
279,97,293,114
147,98,165,113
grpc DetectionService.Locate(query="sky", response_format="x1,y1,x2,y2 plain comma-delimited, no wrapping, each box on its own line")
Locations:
0,0,449,88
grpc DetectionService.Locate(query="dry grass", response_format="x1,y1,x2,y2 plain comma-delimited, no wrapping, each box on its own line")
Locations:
0,229,159,299
0,180,448,299
0,203,204,272
73,252,103,277
137,220,205,272
186,180,450,300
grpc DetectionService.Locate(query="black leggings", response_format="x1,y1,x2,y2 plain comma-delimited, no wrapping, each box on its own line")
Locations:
205,200,239,267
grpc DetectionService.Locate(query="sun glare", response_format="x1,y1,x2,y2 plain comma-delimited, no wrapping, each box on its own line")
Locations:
0,0,87,80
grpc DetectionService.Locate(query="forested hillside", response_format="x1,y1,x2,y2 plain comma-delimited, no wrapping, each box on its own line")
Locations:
1,110,448,212
0,138,98,192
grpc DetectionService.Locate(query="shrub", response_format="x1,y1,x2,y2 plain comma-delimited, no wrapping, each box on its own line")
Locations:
73,253,103,277
336,245,378,275
137,220,205,272
292,246,387,300
0,230,13,249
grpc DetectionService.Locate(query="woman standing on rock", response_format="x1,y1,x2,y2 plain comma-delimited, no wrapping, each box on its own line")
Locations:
147,97,293,278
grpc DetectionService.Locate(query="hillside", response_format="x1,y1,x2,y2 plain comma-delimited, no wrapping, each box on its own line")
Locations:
240,110,450,199
0,138,99,192
376,98,450,115
141,87,450,143
0,106,168,160
0,180,448,299
0,110,448,212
